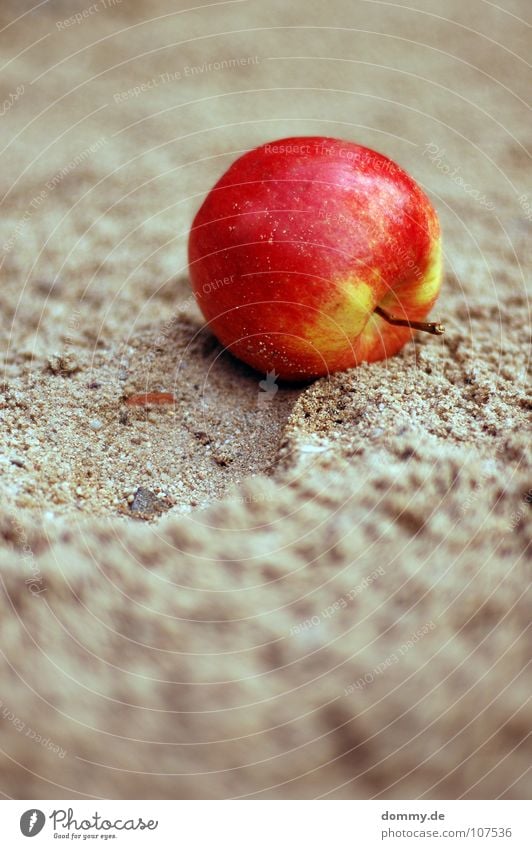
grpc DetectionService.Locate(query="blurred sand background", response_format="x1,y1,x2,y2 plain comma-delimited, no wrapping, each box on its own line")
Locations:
0,0,530,798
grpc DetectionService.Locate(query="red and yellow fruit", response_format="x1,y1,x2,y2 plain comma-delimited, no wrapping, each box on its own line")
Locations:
188,136,443,380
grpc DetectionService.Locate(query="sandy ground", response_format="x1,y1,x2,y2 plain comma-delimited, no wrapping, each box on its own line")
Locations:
0,0,530,799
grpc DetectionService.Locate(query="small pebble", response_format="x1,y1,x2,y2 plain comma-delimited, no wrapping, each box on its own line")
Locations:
129,486,169,517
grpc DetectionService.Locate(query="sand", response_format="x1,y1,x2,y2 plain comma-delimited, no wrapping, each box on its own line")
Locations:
0,0,530,799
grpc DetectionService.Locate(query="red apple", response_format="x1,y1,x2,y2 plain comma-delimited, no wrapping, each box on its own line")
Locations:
188,136,443,380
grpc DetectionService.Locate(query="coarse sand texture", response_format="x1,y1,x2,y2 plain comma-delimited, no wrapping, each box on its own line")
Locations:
0,0,530,800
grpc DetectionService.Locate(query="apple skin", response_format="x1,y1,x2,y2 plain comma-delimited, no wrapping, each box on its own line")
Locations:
188,136,442,380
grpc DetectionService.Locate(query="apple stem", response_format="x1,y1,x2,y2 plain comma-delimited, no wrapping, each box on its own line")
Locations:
374,305,445,336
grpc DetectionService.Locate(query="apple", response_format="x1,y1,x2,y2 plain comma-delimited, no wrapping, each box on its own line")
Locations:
188,136,443,380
